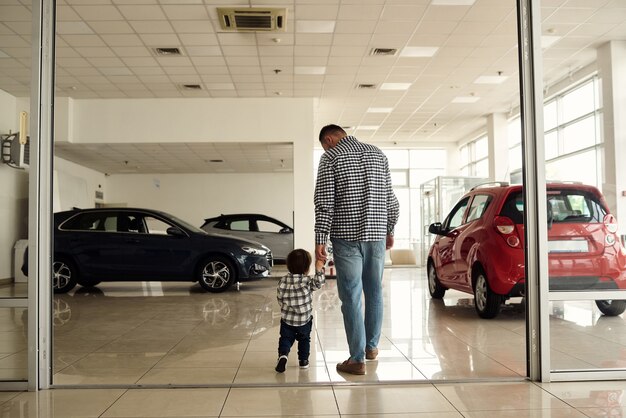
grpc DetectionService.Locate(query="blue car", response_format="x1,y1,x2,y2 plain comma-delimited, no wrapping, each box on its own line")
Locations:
52,207,273,293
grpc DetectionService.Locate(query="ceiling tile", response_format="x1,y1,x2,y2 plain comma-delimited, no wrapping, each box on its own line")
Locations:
1,0,618,171
130,21,174,34
73,5,124,20
161,5,210,20
117,5,166,20
344,6,387,20
170,20,214,34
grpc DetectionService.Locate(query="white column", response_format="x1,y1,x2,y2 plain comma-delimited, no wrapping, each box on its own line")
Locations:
597,41,626,237
446,143,460,175
292,131,315,256
487,113,509,182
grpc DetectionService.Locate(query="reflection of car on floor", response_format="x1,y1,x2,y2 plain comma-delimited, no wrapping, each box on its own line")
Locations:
427,182,626,319
53,288,277,340
52,207,273,294
200,213,293,261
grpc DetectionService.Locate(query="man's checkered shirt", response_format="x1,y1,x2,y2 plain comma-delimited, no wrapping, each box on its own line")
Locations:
276,272,325,327
314,135,400,245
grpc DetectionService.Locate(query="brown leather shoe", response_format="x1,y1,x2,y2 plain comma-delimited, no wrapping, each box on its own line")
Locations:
336,359,366,375
366,347,378,360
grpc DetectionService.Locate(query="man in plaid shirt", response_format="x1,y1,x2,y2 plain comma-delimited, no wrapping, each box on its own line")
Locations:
314,124,399,375
275,249,325,373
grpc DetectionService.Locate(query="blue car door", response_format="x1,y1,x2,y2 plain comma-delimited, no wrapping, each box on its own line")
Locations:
58,211,136,279
120,212,196,279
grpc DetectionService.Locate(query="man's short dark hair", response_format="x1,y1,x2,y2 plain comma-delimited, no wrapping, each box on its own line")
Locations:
286,249,312,275
319,124,346,143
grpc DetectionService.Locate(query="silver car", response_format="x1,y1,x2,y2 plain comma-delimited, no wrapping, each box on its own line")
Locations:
200,214,293,261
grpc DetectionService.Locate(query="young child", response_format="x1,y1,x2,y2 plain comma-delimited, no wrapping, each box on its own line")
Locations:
275,248,325,373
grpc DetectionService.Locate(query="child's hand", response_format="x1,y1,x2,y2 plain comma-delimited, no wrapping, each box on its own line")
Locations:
315,259,325,272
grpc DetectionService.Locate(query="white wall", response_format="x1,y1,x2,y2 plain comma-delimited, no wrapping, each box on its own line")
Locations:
105,172,293,228
58,97,315,253
54,157,107,212
0,89,28,280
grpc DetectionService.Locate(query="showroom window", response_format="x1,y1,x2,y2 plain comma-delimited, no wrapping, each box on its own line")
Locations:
509,76,603,188
386,149,447,250
460,135,488,178
314,148,446,250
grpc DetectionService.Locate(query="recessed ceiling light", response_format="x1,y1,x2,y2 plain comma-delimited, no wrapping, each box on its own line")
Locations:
541,35,561,49
380,83,412,90
431,0,476,5
295,66,326,75
452,96,480,103
367,107,393,113
357,125,380,130
474,75,508,84
296,20,336,33
399,46,439,57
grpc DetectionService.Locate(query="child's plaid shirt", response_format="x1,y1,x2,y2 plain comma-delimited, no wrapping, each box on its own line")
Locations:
276,271,325,326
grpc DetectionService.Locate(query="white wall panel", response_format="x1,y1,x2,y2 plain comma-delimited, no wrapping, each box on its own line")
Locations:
105,172,294,229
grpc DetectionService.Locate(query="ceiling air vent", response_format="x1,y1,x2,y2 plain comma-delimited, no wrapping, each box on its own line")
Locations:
370,48,398,56
356,83,377,89
180,84,202,90
217,7,287,32
153,47,183,56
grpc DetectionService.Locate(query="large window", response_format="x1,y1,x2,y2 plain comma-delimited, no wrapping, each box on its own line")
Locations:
384,149,446,250
509,76,603,188
460,135,489,178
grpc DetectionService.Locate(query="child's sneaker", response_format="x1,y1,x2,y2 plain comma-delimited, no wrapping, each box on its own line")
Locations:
275,355,288,373
299,359,309,369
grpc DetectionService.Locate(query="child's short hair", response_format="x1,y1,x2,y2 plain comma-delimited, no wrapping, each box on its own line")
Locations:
286,249,312,275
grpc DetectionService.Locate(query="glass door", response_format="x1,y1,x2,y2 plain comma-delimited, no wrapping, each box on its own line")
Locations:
544,36,626,381
0,0,35,390
520,0,626,382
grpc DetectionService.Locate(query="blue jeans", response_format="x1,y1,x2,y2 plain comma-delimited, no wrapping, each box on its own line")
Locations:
331,238,386,363
277,318,313,361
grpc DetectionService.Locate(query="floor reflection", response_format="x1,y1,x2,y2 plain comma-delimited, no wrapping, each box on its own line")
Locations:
0,304,27,381
39,267,626,385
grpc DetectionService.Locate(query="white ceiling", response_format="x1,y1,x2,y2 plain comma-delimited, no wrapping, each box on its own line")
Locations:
2,0,626,173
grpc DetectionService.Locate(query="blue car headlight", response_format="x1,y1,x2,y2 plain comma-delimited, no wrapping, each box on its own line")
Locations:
242,246,268,256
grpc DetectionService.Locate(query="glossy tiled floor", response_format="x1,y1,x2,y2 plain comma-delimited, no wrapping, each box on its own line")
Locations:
2,266,626,416
48,266,529,385
2,380,626,416
44,266,624,386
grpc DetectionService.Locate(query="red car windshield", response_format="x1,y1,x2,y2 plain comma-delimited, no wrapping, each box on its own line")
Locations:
499,189,608,225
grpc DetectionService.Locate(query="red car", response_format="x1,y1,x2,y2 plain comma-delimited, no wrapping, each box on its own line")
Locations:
427,182,626,318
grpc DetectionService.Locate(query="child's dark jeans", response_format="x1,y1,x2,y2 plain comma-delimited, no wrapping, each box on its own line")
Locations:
277,317,313,361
